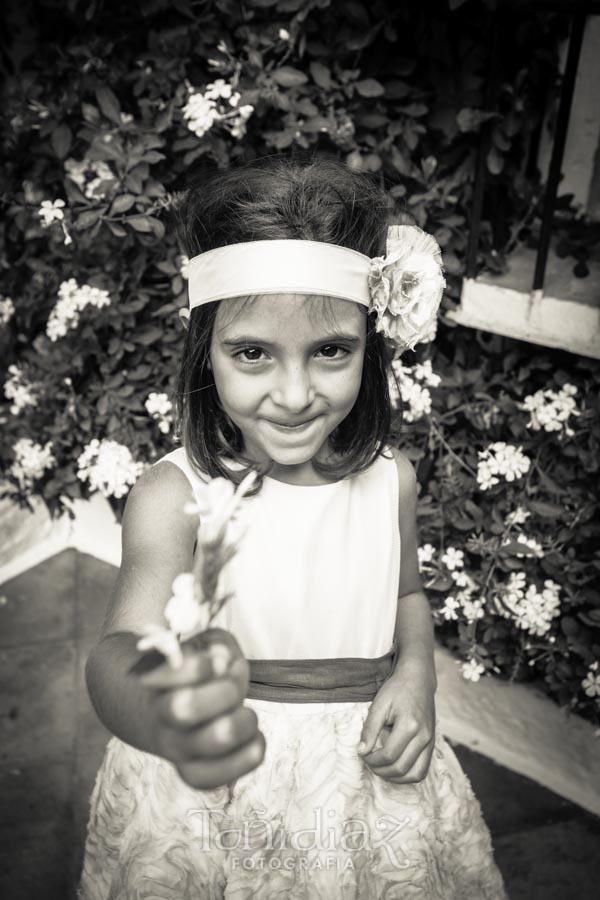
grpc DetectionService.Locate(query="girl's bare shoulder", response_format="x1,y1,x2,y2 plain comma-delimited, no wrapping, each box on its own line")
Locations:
121,459,198,558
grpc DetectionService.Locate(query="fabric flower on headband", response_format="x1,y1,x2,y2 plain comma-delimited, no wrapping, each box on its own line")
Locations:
368,225,446,357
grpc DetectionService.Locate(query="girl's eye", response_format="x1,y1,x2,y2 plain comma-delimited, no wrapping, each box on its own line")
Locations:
235,347,264,362
317,344,349,359
234,344,350,363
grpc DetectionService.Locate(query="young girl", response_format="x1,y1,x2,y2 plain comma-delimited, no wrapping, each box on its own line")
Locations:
79,156,509,899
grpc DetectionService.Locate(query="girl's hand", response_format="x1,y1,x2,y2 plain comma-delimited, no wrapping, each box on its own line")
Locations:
135,628,266,790
358,656,436,784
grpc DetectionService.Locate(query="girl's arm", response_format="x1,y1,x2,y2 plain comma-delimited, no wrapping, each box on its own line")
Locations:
86,461,266,786
85,461,200,754
389,449,437,692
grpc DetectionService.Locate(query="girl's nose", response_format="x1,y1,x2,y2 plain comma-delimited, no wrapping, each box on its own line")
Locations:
271,367,316,412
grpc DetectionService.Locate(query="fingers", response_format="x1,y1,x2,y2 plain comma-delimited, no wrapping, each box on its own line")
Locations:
173,706,260,761
154,676,243,728
176,731,266,790
362,721,435,783
137,649,219,690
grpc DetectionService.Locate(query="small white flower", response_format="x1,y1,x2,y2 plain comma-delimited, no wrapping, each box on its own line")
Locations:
519,385,579,434
477,442,530,491
65,158,114,200
278,28,290,40
182,84,220,138
0,296,15,324
46,279,111,341
4,365,39,414
77,438,145,498
418,543,436,565
179,255,190,279
441,546,464,571
163,573,209,635
582,664,600,698
39,199,65,227
506,505,531,526
440,595,461,621
145,392,173,433
10,438,55,489
462,598,485,623
412,359,441,387
506,534,544,558
461,659,485,682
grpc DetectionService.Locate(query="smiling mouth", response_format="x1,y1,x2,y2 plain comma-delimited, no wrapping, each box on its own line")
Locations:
268,417,317,430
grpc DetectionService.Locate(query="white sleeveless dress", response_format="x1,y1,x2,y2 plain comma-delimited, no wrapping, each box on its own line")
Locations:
77,446,509,900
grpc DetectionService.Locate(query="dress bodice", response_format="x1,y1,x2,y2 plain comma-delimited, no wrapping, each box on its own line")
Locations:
155,446,401,660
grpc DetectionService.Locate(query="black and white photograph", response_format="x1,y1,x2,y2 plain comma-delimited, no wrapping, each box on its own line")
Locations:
0,1,599,898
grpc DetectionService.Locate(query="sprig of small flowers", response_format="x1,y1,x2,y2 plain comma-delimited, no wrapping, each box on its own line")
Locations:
136,469,258,669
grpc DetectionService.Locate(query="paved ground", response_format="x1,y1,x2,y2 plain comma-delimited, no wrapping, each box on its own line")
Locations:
0,549,598,900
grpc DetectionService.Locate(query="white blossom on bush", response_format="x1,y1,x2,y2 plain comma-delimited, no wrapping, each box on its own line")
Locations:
0,296,15,324
451,569,477,591
418,543,436,566
506,505,531,526
412,359,442,387
461,659,485,682
145,392,173,434
38,199,65,227
476,441,531,491
519,384,579,437
389,358,441,422
441,546,464,570
10,438,55,489
179,255,190,279
46,279,111,341
182,79,254,142
76,438,145,498
582,662,600,698
440,595,461,621
504,533,544,558
65,158,114,200
495,574,560,637
462,597,485,623
4,365,38,414
182,86,219,138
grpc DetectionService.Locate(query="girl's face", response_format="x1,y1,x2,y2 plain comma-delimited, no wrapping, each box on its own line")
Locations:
209,293,367,482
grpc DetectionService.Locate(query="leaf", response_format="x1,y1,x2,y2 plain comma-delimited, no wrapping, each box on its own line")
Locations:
456,107,497,133
75,209,102,230
107,222,127,237
51,124,72,159
127,215,154,233
529,500,565,518
95,85,122,125
148,217,165,240
110,194,136,214
355,78,385,97
271,67,308,87
487,146,504,176
309,61,332,89
136,326,163,346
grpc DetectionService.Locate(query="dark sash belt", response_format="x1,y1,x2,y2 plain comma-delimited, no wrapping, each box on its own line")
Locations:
247,640,399,703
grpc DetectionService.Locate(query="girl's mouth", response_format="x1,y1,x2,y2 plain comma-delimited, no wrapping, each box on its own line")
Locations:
267,417,318,433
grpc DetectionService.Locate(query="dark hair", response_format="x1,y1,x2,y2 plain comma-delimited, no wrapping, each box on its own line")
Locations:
174,153,402,490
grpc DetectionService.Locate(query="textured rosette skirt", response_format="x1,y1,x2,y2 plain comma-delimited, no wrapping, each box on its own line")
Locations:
77,697,509,900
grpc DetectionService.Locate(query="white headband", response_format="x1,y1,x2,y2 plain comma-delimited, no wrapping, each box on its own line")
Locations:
187,239,372,308
186,225,446,357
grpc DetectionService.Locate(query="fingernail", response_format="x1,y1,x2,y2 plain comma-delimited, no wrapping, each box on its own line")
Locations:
357,741,367,754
